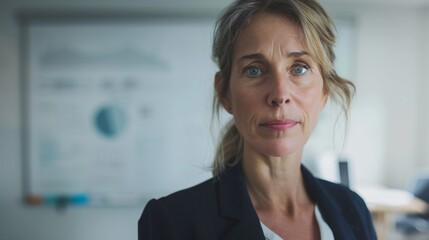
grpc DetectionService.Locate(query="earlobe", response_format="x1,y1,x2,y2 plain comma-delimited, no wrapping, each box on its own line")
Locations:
214,72,233,114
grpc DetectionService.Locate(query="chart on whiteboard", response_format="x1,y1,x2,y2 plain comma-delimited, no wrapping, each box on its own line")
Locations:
24,18,217,206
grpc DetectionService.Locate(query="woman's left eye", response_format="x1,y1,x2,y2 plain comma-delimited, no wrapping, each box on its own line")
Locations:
292,64,309,76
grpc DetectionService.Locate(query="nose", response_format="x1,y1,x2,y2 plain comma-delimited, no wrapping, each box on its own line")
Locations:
270,95,290,106
267,74,291,107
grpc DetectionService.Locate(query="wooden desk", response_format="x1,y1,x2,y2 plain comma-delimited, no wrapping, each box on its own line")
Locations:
356,187,428,240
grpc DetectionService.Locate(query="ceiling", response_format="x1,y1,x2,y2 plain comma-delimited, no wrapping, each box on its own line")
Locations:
321,0,429,7
318,0,429,16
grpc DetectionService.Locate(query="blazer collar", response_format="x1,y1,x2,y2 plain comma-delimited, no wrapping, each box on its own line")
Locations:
217,163,359,239
217,164,265,240
217,163,359,240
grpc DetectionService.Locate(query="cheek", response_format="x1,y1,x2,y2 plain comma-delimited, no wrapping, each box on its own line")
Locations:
307,96,326,127
231,96,252,123
230,91,261,131
300,90,326,123
229,86,257,114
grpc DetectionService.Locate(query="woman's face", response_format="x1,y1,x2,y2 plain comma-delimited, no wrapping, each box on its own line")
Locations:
219,12,327,159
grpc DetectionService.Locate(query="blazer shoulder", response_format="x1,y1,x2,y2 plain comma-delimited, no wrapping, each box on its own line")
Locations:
138,178,222,240
140,177,219,223
158,178,217,206
318,179,366,205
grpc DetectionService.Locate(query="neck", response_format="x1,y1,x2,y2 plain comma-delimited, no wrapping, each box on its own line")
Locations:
242,148,312,217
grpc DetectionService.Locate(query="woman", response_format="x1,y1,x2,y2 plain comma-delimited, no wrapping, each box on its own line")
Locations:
138,0,377,239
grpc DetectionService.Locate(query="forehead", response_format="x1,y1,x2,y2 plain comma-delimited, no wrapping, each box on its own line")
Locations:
233,12,307,57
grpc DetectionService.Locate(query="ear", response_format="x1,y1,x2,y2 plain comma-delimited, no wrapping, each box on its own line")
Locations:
214,71,233,114
321,91,329,109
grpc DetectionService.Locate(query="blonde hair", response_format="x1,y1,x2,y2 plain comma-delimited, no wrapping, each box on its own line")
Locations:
211,0,355,176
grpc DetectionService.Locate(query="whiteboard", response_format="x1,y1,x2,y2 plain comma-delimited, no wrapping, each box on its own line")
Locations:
20,13,218,206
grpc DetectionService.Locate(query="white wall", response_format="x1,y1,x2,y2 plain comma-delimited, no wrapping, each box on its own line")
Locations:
350,7,421,188
2,0,429,239
323,2,429,189
417,6,429,172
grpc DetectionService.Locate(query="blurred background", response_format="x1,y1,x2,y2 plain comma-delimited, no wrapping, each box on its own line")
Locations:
2,0,429,239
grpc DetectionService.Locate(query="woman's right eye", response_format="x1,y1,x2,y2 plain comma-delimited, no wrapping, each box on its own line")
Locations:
244,66,263,77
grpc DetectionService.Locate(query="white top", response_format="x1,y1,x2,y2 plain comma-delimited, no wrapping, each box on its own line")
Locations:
260,206,335,240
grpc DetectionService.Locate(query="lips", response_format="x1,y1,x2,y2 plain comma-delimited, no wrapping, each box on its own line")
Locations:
259,119,300,130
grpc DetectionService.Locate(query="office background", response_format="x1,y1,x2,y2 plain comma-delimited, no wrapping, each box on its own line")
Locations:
1,0,429,239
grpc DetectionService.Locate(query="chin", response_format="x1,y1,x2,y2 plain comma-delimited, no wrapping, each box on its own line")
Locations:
257,144,303,158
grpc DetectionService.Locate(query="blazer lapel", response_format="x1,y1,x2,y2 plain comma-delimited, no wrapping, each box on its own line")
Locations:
217,164,265,240
301,166,357,240
223,218,265,240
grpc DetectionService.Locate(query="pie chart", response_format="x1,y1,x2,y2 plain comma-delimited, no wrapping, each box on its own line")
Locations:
94,105,126,138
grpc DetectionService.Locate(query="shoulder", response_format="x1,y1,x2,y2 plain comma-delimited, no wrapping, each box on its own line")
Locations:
302,166,367,210
143,177,218,218
138,178,221,239
301,166,367,210
318,179,363,203
318,179,366,207
138,176,236,239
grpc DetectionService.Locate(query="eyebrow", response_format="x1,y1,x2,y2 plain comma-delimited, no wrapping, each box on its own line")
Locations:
237,51,311,63
288,51,310,58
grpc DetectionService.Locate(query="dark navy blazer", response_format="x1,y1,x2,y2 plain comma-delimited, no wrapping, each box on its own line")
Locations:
138,163,377,239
